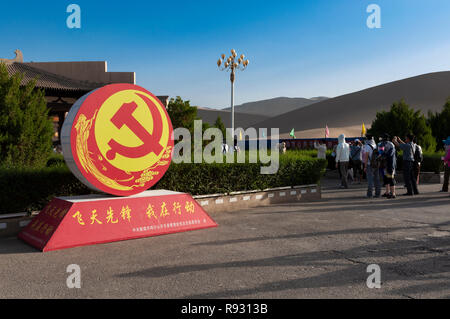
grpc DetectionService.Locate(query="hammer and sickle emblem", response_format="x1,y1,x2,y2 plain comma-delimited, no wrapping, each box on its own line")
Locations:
106,93,164,161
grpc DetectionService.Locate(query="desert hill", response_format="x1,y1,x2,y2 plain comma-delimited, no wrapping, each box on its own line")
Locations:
196,107,270,128
222,96,328,117
251,71,450,138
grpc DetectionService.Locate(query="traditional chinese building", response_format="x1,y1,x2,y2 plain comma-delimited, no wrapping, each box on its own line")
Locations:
1,49,169,144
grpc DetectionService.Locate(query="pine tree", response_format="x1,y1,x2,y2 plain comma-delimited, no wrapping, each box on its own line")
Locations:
368,99,436,151
428,98,450,151
213,116,226,138
0,63,53,168
166,96,198,132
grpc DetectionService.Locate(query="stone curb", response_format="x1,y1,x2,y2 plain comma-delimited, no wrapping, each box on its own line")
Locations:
193,184,321,214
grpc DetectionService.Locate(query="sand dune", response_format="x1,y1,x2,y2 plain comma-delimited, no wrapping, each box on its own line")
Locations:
253,71,450,138
196,107,269,128
222,96,328,117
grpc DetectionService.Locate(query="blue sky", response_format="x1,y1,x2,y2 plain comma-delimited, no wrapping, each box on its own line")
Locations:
1,0,450,109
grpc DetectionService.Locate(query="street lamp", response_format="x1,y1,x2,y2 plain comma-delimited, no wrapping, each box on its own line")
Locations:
217,49,249,139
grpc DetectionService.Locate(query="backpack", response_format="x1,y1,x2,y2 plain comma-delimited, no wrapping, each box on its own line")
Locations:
414,144,423,164
367,144,379,168
350,145,361,161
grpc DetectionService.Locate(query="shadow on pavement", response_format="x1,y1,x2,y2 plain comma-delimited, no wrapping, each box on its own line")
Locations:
115,230,450,298
0,237,38,255
258,197,450,215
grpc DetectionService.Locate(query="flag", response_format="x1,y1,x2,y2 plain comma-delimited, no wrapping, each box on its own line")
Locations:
289,128,296,139
239,130,243,141
262,130,266,138
325,125,330,138
361,123,366,136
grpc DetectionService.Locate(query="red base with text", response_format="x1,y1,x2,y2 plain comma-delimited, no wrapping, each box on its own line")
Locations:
18,190,217,252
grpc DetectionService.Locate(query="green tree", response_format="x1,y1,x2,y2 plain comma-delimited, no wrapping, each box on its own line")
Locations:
428,98,450,151
367,99,436,151
166,96,198,132
0,63,53,168
213,116,226,138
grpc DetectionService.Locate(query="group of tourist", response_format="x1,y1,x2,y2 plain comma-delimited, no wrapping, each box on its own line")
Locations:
323,134,450,199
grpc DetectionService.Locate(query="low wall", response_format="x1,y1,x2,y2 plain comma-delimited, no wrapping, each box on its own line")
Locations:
194,184,321,214
0,215,32,239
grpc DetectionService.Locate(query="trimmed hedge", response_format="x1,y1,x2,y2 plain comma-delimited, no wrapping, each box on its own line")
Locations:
0,166,93,214
0,155,326,215
396,152,445,173
156,155,326,195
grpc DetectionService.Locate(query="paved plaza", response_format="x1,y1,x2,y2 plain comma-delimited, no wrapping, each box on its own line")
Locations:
0,179,449,299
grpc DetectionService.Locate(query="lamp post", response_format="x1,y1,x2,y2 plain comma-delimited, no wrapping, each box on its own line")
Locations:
217,49,249,139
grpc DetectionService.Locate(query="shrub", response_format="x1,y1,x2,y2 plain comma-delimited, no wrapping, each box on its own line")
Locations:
0,63,54,168
428,99,450,151
368,99,436,151
46,153,66,167
0,166,93,214
156,155,326,194
0,154,327,214
396,152,445,173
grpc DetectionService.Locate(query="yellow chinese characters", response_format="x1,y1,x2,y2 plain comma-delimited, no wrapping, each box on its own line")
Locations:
106,207,118,224
90,209,103,225
29,220,55,236
185,201,195,214
173,202,182,215
70,207,133,226
30,220,45,232
160,202,169,218
44,225,55,236
120,205,132,222
58,208,69,219
66,199,198,228
72,211,85,225
146,204,158,220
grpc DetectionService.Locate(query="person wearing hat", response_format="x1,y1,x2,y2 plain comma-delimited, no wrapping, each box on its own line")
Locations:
379,133,397,198
440,137,450,192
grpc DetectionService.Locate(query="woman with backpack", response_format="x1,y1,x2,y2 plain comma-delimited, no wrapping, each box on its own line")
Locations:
350,139,363,184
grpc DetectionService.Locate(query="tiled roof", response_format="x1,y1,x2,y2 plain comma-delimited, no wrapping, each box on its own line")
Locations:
3,62,105,92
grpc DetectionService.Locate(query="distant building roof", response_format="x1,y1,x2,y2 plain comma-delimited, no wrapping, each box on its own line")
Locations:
25,61,135,85
4,62,103,92
1,49,169,107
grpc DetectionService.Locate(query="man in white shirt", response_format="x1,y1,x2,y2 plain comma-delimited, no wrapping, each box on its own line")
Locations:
335,134,350,188
222,142,229,154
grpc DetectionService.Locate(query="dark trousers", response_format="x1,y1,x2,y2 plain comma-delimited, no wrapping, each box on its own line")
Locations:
339,162,349,188
442,165,450,192
353,160,363,178
414,163,421,185
367,165,381,197
337,161,342,178
403,160,419,195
